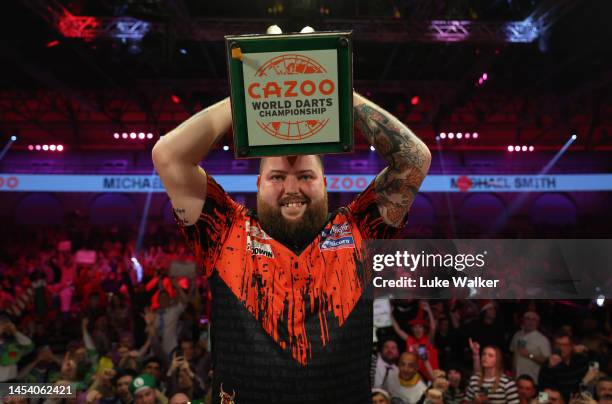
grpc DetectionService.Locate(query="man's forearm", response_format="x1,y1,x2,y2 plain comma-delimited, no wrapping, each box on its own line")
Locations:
152,97,232,166
353,92,431,225
353,93,429,175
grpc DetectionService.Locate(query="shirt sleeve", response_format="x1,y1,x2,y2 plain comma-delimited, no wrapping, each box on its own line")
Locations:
175,176,242,279
345,181,407,240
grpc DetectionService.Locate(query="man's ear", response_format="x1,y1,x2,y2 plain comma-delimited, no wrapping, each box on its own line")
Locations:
257,175,261,188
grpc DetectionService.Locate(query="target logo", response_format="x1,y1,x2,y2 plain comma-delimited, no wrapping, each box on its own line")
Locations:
247,53,335,141
0,176,19,189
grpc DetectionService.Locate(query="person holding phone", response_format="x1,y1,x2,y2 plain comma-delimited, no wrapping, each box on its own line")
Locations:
464,346,519,404
510,311,551,383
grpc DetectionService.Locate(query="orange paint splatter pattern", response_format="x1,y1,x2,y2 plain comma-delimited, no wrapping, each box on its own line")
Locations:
178,177,404,365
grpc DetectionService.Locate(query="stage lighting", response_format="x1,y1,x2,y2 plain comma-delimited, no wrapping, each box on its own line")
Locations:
46,40,60,48
529,146,534,152
179,48,187,55
42,145,49,151
448,133,454,139
10,136,17,141
138,132,145,139
514,145,520,151
370,146,376,151
122,133,128,139
571,134,577,140
482,73,488,80
147,133,153,139
508,145,514,152
171,94,181,104
50,145,56,151
130,132,137,139
456,133,463,139
410,96,419,106
57,145,64,152
472,132,479,139
521,146,527,151
465,133,471,139
223,145,230,151
28,145,34,151
35,145,41,151
440,133,446,139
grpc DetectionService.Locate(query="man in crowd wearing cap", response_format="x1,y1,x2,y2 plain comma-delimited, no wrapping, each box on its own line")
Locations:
510,311,551,384
130,374,167,404
153,84,430,403
0,313,33,381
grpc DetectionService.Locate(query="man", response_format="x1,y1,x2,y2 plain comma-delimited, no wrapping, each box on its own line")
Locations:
383,352,427,404
0,314,33,381
152,91,431,403
515,374,537,404
539,331,589,402
596,377,612,401
372,339,400,388
543,387,565,404
168,393,190,404
129,374,166,404
510,311,551,383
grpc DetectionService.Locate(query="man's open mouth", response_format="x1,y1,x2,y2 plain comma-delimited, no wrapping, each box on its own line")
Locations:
281,201,307,208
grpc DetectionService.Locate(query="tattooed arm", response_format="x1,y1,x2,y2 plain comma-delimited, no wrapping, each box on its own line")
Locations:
152,98,232,225
353,92,431,227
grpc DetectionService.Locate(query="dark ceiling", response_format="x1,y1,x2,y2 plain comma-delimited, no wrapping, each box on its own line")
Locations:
1,0,611,151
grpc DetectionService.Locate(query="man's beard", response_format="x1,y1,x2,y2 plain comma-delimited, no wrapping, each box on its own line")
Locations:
257,193,329,249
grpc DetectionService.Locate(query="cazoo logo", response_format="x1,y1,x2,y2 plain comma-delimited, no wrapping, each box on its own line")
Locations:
327,176,370,192
0,176,19,189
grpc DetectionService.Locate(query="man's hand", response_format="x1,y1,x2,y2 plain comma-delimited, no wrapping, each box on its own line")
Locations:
353,92,431,227
549,354,562,367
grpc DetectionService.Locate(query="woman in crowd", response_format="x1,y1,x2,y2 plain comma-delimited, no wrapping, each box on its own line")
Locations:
464,345,519,404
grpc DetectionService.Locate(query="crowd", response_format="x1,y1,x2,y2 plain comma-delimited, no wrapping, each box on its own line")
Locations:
0,223,610,404
371,299,611,404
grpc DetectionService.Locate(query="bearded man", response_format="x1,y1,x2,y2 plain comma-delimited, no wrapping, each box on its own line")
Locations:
152,92,431,403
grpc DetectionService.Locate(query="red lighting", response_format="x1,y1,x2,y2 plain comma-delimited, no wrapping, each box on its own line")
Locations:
28,145,34,151
122,133,128,139
57,145,64,152
35,145,41,151
113,133,120,139
473,132,479,139
146,133,154,139
171,94,181,104
50,145,57,151
138,132,145,139
410,96,420,106
42,145,49,151
508,145,514,152
130,132,137,139
46,40,60,48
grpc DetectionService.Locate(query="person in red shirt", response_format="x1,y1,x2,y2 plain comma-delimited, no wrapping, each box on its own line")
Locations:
152,92,431,403
391,300,439,380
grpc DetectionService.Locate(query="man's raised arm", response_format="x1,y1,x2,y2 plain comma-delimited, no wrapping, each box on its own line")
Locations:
152,98,232,226
353,92,431,227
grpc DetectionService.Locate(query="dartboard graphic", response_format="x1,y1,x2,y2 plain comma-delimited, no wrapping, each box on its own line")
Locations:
254,54,330,141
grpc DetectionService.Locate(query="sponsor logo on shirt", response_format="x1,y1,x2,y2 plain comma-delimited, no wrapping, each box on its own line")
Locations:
320,221,355,251
246,220,274,258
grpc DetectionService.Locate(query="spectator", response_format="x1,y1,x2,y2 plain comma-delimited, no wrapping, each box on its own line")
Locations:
510,311,551,383
516,374,537,404
18,345,61,383
168,392,190,404
371,388,392,404
372,339,400,388
129,373,167,404
384,352,427,404
465,346,520,404
544,387,566,404
165,353,206,400
392,301,439,380
153,279,187,357
104,369,136,404
539,331,589,402
596,377,612,401
462,301,508,359
444,365,466,404
0,314,34,381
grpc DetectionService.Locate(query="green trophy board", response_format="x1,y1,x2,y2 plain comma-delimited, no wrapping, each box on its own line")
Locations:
225,31,353,158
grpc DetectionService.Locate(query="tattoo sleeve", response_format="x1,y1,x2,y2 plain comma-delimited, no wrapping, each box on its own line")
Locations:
354,102,431,227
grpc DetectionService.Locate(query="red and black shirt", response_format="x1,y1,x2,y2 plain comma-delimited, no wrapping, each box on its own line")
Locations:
178,176,404,403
